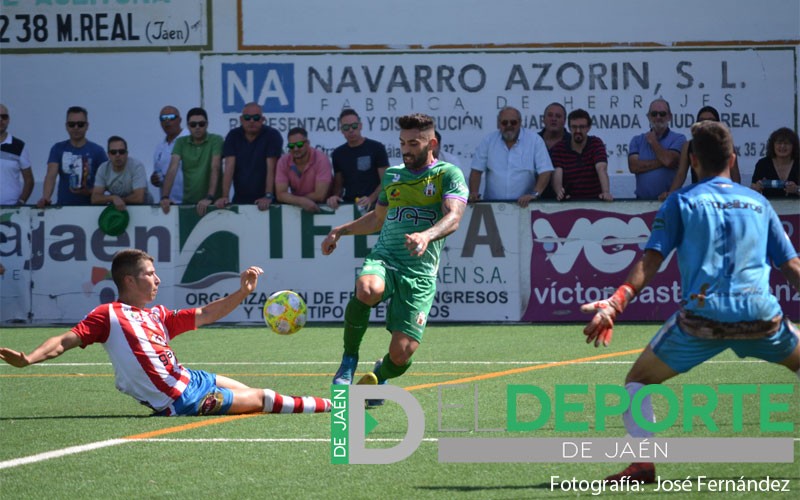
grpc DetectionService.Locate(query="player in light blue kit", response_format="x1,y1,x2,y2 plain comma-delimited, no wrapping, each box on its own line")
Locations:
581,120,800,483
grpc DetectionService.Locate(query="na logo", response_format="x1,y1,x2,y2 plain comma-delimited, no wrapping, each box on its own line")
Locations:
222,63,295,113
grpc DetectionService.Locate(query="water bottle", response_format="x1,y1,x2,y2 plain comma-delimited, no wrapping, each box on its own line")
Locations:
355,197,368,215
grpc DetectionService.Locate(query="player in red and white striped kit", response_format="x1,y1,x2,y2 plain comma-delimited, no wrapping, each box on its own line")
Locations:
0,249,331,417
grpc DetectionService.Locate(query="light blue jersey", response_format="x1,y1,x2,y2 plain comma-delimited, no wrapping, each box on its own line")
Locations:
646,176,798,323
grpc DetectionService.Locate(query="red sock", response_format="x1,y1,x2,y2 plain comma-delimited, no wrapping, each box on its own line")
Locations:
263,389,331,413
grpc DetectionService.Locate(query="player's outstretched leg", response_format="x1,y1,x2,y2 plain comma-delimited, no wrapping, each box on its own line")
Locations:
263,389,331,414
332,297,372,384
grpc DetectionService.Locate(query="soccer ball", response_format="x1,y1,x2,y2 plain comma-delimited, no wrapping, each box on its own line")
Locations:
263,290,307,335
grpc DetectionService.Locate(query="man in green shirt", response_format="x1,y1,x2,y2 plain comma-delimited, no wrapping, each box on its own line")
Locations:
321,113,468,405
160,107,223,216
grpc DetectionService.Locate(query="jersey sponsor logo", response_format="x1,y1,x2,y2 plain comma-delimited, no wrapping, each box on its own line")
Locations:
388,207,437,226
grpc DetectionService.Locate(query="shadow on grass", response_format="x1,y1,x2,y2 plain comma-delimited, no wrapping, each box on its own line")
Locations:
417,483,552,493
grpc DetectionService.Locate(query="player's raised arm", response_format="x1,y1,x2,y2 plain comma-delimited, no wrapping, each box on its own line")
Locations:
580,249,664,347
195,266,263,327
321,204,387,255
0,331,82,368
404,197,466,256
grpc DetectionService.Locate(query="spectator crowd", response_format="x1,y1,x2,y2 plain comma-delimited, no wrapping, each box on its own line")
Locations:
2,100,798,216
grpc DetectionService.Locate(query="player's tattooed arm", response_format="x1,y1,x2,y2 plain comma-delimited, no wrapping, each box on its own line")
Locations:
426,198,466,241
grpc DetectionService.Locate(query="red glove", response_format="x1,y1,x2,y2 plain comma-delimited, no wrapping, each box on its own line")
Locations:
580,284,635,347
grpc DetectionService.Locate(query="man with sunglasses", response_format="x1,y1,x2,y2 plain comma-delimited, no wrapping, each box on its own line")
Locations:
275,127,332,212
37,106,107,207
151,106,188,205
469,106,553,207
326,108,389,213
92,136,151,211
216,102,283,211
628,99,686,199
159,107,223,216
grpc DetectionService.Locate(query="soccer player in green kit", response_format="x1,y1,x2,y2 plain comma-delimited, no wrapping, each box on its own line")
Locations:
321,113,468,405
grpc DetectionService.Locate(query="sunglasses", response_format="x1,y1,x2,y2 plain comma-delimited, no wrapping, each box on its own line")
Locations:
340,122,360,131
108,149,128,155
0,114,8,120
242,114,262,122
67,121,87,128
160,113,177,122
501,120,519,127
649,111,668,118
188,121,207,128
287,141,306,150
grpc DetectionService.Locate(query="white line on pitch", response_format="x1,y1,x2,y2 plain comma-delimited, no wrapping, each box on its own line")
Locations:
0,439,128,470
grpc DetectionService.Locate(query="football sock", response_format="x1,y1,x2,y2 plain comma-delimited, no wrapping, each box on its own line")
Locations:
376,354,412,382
623,382,655,438
262,389,331,414
342,297,371,355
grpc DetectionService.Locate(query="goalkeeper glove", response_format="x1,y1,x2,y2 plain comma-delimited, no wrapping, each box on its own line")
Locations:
580,284,635,347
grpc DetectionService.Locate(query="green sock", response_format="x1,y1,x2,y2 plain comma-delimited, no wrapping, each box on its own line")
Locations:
377,354,412,382
342,297,371,355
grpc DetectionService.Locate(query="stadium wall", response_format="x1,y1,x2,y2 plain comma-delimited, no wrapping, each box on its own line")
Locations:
1,201,797,325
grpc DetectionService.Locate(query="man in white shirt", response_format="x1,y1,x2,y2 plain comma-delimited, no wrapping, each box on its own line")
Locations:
0,104,33,205
150,105,188,204
469,106,553,207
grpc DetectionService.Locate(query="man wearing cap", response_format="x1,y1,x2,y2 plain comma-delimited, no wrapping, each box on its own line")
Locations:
92,136,151,211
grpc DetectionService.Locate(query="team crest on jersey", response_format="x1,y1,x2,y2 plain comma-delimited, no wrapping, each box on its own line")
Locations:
390,188,401,198
199,391,225,415
415,312,427,326
424,182,436,197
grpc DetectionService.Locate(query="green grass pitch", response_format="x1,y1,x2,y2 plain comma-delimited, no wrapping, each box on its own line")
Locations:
1,324,797,499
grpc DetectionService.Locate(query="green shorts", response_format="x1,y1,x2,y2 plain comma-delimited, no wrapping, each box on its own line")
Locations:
359,257,436,343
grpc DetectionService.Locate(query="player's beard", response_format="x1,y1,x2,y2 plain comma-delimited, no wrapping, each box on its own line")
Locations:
403,145,431,170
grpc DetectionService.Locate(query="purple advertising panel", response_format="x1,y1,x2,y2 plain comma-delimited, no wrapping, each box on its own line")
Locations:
523,206,799,322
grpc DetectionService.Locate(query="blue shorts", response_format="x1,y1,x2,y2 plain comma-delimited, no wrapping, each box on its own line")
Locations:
650,313,800,373
155,369,234,417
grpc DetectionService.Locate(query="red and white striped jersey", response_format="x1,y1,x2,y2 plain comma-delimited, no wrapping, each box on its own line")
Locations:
72,302,197,411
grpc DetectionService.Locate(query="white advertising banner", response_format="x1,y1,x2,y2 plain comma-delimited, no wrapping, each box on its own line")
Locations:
202,48,796,188
1,0,209,51
0,203,520,324
2,201,796,325
238,0,800,48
